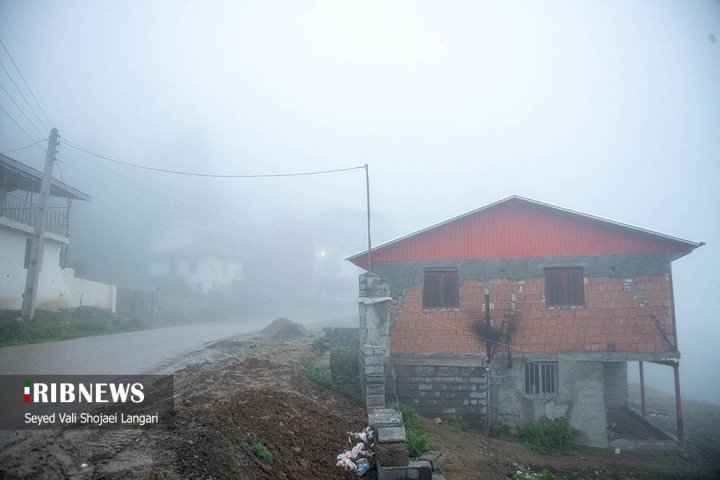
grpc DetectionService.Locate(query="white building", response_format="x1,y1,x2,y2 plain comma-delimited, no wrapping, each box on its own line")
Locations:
146,221,244,295
0,154,116,313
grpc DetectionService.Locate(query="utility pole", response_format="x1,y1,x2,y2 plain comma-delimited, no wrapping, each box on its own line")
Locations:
364,163,372,272
21,128,58,320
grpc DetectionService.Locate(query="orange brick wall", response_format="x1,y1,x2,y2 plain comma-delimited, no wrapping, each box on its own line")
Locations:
390,274,675,355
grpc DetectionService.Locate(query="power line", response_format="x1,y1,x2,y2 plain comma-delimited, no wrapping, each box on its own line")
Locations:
0,103,37,142
1,138,47,154
0,82,45,137
59,148,251,230
0,59,48,132
60,138,365,178
0,39,52,127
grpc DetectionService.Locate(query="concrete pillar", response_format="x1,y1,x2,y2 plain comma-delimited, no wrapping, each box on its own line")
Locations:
603,362,628,409
358,273,393,411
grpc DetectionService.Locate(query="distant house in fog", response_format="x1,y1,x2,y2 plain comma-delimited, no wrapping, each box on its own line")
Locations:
349,196,702,449
0,154,116,313
146,221,244,294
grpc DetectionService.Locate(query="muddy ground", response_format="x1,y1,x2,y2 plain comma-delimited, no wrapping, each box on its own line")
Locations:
1,333,719,479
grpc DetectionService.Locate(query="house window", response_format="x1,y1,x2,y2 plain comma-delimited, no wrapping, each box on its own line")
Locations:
545,267,584,307
423,269,459,309
525,362,558,395
24,238,32,269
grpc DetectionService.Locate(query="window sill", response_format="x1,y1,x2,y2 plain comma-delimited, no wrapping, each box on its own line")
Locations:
423,307,460,312
547,305,585,310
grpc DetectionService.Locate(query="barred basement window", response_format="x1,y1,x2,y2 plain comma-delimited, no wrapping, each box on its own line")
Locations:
525,362,558,395
545,267,584,307
423,269,459,309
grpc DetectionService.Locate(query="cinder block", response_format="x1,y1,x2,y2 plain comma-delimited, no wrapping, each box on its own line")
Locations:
364,355,384,366
377,425,407,443
378,466,408,480
407,460,433,480
376,442,410,467
366,383,385,396
365,364,384,375
366,394,386,406
365,374,385,385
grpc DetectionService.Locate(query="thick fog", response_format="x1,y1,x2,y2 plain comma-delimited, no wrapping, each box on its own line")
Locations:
1,1,718,403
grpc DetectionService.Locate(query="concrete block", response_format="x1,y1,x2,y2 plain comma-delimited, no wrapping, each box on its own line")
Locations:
376,442,410,467
366,383,385,396
378,466,408,480
365,374,385,385
377,425,407,443
364,355,384,366
365,364,384,375
418,451,444,470
366,394,386,407
408,460,433,480
370,408,404,427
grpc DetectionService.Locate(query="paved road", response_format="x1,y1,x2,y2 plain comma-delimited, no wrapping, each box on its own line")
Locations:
0,321,267,375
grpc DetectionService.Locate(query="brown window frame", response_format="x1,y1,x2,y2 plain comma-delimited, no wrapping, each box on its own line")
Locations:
545,267,584,307
423,268,459,309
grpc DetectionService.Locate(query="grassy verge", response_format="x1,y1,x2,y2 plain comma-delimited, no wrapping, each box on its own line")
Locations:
518,418,573,454
400,404,436,457
250,441,273,464
0,309,179,347
303,341,360,398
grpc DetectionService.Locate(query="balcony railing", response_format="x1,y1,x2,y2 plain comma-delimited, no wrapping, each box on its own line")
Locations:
0,193,70,237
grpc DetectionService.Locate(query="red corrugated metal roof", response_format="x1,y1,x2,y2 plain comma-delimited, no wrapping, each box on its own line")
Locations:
347,196,703,269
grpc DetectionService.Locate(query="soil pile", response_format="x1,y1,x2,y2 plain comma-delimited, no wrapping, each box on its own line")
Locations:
261,317,307,340
0,337,370,480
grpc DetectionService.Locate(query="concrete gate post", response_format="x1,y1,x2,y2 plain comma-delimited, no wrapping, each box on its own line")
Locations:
358,273,393,412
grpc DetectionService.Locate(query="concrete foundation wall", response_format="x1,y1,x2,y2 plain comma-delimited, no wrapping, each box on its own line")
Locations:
563,360,608,448
489,356,610,448
393,355,487,430
604,362,629,409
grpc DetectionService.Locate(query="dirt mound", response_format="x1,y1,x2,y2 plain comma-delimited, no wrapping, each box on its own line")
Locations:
240,357,274,369
261,318,307,340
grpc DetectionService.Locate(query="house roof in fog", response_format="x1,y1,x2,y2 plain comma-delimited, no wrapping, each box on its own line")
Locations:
146,221,247,259
347,196,703,269
0,154,91,201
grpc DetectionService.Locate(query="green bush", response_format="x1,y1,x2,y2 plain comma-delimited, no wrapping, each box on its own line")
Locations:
329,345,359,397
250,441,273,464
0,309,149,346
518,417,573,454
311,336,329,353
488,424,508,438
302,363,333,389
400,404,435,457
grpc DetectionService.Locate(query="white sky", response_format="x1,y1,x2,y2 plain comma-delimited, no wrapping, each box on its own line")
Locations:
1,0,719,402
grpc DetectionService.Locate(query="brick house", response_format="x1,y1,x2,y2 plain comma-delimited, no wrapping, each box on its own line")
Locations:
348,196,701,448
